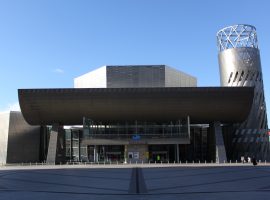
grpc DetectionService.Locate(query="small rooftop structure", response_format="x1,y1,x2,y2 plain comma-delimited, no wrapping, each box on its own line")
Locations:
74,65,197,88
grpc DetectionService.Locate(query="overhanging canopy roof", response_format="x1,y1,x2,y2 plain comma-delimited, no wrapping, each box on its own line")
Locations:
18,87,254,125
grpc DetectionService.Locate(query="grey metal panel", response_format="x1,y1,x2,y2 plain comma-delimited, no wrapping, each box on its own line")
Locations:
107,65,166,88
18,87,254,125
6,111,40,163
0,112,10,164
74,66,107,88
165,65,197,87
219,47,267,129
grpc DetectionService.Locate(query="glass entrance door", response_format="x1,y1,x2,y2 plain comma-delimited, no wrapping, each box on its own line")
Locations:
151,151,168,163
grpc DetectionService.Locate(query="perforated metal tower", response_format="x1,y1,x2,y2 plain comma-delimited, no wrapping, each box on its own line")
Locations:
217,24,269,160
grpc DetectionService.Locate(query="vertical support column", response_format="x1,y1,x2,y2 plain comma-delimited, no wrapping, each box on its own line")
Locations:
124,145,128,164
78,130,81,161
70,130,73,162
94,145,97,162
46,124,65,164
175,144,179,163
46,124,59,164
212,122,227,163
187,116,190,139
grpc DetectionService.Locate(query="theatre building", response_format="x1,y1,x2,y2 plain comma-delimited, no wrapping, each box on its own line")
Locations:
0,25,269,164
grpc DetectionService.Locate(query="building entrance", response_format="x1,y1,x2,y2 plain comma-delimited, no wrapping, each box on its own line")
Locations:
151,151,168,163
149,145,172,163
87,145,124,163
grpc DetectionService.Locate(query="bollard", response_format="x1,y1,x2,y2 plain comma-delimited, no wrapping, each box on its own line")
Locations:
117,161,119,165
205,160,206,164
180,160,181,164
230,160,231,163
199,160,200,164
174,161,175,164
265,160,267,165
186,160,187,164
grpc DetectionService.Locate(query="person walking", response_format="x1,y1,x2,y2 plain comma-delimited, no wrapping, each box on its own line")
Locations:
157,154,160,163
252,156,257,166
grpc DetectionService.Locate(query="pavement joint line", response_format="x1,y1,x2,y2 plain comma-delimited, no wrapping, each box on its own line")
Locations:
1,188,270,196
128,167,148,194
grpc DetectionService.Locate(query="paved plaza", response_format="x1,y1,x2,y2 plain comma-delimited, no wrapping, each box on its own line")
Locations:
1,164,270,199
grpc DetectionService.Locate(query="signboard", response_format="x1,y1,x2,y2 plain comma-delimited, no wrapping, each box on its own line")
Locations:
132,134,141,140
134,152,139,159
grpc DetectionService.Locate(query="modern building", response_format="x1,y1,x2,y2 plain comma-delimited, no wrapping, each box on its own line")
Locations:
0,25,269,164
217,24,269,160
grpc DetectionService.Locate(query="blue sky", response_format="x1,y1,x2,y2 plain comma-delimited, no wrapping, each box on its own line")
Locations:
0,0,269,125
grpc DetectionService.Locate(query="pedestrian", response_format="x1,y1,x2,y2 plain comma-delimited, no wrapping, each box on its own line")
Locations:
241,156,244,163
252,156,257,166
157,155,160,163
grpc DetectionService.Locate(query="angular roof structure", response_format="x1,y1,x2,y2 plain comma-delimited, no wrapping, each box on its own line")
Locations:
19,87,254,125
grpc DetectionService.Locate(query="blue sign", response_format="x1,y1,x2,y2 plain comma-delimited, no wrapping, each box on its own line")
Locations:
132,134,141,140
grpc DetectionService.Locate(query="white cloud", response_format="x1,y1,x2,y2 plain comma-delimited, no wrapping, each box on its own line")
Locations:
0,102,21,113
53,68,64,74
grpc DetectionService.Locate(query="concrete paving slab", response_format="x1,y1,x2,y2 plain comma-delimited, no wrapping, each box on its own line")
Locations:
1,164,270,199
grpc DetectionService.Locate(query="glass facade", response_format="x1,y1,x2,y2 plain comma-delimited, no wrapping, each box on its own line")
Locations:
82,118,190,140
59,120,220,163
65,129,83,162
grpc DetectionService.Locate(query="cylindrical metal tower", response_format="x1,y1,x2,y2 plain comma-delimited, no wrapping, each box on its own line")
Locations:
217,24,268,160
217,24,267,129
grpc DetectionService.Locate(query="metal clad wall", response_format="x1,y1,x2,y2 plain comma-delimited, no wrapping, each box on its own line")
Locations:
6,111,40,163
0,112,10,164
74,66,107,88
107,65,165,88
165,66,197,87
219,47,267,129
